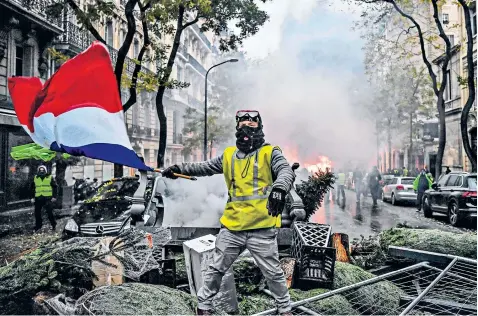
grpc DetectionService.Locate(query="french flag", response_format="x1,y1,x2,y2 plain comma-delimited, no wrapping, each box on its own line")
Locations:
8,41,152,171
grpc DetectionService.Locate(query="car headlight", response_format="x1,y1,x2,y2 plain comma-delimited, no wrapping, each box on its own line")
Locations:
65,219,79,232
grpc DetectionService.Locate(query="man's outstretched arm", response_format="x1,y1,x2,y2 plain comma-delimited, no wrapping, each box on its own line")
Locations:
178,155,224,177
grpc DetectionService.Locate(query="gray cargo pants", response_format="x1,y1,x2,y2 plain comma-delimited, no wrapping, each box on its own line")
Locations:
197,227,291,314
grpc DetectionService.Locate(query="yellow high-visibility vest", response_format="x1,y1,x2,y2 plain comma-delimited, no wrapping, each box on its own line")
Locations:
337,173,346,185
221,145,281,231
34,175,53,197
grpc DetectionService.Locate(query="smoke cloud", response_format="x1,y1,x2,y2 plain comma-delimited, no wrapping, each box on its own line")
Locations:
162,175,227,227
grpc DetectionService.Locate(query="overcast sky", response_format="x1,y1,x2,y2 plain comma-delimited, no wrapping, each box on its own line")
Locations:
241,0,363,60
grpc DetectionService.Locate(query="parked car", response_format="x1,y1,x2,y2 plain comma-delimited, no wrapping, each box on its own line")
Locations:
382,177,416,205
380,175,395,196
422,172,477,226
63,175,165,239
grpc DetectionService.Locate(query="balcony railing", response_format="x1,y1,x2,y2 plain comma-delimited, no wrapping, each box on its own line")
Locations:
127,124,159,139
173,133,183,145
178,43,188,57
187,53,206,76
191,23,212,50
188,95,203,111
54,21,155,77
7,0,63,28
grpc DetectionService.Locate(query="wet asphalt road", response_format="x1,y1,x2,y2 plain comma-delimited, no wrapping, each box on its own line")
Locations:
310,189,476,240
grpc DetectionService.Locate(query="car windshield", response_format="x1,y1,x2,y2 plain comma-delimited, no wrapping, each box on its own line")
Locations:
86,178,140,202
401,178,414,185
467,177,477,190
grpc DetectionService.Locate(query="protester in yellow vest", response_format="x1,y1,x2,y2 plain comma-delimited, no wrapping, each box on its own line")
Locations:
402,167,408,177
30,165,57,232
163,110,295,315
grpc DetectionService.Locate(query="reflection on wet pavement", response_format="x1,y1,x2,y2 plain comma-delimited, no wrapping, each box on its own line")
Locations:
311,190,474,239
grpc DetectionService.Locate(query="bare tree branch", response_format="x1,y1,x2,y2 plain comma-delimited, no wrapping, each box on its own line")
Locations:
386,0,439,95
457,0,477,171
123,0,151,112
182,15,200,30
115,0,138,94
65,0,105,44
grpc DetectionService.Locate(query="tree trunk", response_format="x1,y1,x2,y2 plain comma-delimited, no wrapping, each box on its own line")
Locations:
114,164,123,178
387,118,392,171
458,0,477,172
156,88,167,168
408,112,413,171
155,6,187,168
55,159,67,208
436,97,446,180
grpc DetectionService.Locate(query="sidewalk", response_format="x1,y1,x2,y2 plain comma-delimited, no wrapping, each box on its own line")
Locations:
0,204,78,238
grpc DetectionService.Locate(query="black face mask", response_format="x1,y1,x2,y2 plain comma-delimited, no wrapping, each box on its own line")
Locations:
235,125,265,154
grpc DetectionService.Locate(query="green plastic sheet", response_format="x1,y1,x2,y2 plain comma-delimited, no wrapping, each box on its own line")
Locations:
10,143,71,162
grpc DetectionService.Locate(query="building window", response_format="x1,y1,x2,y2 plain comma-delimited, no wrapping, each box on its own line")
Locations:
6,129,37,205
444,69,452,101
472,6,477,36
15,45,33,77
105,21,113,46
15,46,23,76
133,39,139,58
177,65,183,82
442,13,449,25
144,149,150,165
447,34,455,46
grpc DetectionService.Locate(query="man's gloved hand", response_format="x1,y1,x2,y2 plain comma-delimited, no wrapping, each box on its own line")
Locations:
267,188,286,217
162,165,181,179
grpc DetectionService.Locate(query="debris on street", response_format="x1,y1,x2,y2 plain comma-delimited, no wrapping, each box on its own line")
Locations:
74,283,197,315
379,227,477,259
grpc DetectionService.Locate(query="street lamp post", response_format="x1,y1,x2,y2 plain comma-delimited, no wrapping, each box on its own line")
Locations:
204,59,238,161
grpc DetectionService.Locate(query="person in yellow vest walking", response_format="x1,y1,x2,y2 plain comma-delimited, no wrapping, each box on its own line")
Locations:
163,110,295,315
335,170,346,205
30,165,58,231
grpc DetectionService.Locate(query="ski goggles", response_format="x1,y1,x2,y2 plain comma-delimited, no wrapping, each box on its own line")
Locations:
236,110,261,122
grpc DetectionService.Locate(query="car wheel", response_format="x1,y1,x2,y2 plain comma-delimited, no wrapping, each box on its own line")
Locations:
448,201,460,227
391,193,397,206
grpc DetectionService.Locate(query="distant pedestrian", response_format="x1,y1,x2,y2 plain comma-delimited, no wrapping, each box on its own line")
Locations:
445,166,451,174
336,170,346,205
352,167,364,203
31,165,57,231
413,169,433,212
402,166,408,177
368,166,382,207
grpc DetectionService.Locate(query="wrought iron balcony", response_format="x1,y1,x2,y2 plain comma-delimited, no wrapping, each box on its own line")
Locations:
54,21,155,77
6,0,63,29
173,133,183,145
188,95,203,111
187,53,206,76
127,123,159,139
178,43,188,57
191,23,211,50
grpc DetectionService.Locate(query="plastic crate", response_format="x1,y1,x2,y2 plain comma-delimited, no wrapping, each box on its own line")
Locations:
291,222,332,262
293,246,336,289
